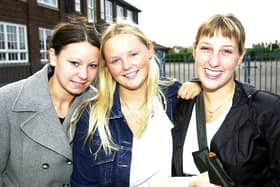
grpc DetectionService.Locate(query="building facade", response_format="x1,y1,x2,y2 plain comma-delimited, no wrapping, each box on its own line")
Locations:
0,0,141,86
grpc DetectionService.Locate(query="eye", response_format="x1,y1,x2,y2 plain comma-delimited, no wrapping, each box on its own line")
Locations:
89,63,98,69
200,46,210,51
69,61,79,67
110,58,120,64
130,52,138,57
221,49,233,55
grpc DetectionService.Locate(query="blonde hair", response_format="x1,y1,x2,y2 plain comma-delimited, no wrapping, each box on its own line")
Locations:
71,22,172,154
194,14,246,55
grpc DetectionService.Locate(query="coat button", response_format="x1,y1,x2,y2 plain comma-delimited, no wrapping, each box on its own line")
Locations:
41,163,49,169
62,184,70,187
66,159,72,165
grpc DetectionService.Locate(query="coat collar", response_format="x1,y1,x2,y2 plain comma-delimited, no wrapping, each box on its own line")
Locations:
210,81,258,151
13,64,75,159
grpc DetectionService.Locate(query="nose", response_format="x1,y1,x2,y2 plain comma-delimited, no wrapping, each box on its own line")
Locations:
122,58,132,70
78,66,88,79
208,52,219,67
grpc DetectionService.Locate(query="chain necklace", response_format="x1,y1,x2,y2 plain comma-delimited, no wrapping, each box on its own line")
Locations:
205,89,234,121
206,101,230,119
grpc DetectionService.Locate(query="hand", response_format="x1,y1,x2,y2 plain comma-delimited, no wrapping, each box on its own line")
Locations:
188,172,221,187
178,81,201,100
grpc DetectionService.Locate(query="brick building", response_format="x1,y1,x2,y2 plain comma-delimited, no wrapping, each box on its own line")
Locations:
0,0,141,86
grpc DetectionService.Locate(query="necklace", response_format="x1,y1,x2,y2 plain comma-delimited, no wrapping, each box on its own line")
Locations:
205,91,234,121
206,101,230,119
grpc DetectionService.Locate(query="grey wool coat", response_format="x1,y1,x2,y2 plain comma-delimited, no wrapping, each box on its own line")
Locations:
0,64,97,187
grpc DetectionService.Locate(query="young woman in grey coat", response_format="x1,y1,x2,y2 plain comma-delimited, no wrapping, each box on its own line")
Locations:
0,16,100,187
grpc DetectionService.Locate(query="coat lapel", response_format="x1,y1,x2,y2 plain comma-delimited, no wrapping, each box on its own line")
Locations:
13,64,72,159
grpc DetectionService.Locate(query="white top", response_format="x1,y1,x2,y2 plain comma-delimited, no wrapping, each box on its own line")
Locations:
183,102,232,175
129,98,173,187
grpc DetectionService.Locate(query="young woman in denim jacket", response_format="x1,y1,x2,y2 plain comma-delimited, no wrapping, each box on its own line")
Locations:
70,22,201,187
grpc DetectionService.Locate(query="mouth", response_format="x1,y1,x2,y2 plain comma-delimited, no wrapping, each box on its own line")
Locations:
123,70,138,78
205,68,223,79
71,80,87,89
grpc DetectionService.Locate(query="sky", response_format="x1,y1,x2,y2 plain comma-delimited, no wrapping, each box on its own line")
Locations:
125,0,280,48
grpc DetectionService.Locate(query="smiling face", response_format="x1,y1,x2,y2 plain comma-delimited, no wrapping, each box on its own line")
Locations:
103,33,153,92
193,31,245,92
49,41,99,96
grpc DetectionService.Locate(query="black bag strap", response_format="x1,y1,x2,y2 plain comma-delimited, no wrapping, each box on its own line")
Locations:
194,93,235,187
195,93,208,150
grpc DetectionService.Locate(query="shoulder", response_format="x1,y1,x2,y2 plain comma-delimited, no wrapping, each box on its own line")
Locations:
237,82,280,121
0,79,26,98
159,78,181,98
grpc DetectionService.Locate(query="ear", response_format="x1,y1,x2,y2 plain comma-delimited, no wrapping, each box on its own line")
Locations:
237,49,246,66
48,48,57,66
192,43,196,60
148,42,155,59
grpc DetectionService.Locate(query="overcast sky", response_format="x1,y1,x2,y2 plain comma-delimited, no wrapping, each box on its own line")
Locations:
126,0,280,48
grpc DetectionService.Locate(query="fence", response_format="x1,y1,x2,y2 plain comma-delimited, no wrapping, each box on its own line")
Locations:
159,56,280,95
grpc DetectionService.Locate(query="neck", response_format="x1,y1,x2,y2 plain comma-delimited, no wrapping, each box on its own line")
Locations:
119,87,147,109
48,77,74,118
203,82,235,122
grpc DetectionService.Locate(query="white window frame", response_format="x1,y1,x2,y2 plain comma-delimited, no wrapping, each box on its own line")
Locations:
105,0,113,23
87,0,95,23
116,5,124,19
37,0,58,8
75,0,81,12
100,0,105,20
39,27,52,62
126,9,133,22
0,22,28,64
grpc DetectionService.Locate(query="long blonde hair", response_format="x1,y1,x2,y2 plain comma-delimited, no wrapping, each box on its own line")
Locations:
70,22,173,154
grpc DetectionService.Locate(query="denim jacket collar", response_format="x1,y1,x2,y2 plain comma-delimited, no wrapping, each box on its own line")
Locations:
109,85,124,119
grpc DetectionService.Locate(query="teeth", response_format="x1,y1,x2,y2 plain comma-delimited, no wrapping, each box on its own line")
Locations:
125,71,137,77
205,69,221,77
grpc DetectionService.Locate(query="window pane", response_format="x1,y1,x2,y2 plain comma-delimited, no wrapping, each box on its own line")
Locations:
20,53,26,60
8,53,18,60
75,0,81,12
7,25,17,50
0,53,6,61
19,27,26,50
0,25,4,49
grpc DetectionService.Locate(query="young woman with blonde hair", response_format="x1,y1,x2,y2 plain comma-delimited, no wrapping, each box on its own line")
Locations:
70,22,200,187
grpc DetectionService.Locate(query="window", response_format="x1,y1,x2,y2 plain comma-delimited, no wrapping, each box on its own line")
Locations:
116,5,124,19
0,22,28,64
87,0,95,22
75,0,81,12
39,28,52,62
37,0,58,8
126,9,133,21
100,0,105,19
105,0,113,23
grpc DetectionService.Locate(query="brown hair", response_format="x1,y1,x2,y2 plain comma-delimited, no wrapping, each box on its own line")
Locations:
194,14,245,55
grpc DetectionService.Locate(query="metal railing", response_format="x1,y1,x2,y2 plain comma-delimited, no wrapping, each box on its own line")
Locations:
159,57,280,95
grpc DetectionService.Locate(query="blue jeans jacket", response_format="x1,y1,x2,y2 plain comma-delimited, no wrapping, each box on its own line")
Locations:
71,82,181,187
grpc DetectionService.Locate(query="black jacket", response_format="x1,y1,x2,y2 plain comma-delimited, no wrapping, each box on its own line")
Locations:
172,81,280,186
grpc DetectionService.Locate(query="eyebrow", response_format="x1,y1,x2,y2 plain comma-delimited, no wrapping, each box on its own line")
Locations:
200,42,234,48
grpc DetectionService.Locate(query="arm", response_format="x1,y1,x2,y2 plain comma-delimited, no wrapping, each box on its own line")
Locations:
0,90,10,186
263,96,280,186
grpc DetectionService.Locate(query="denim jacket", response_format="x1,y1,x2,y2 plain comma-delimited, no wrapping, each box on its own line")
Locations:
71,81,181,187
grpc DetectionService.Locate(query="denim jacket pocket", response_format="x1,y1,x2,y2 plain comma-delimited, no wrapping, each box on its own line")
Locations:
88,140,116,185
